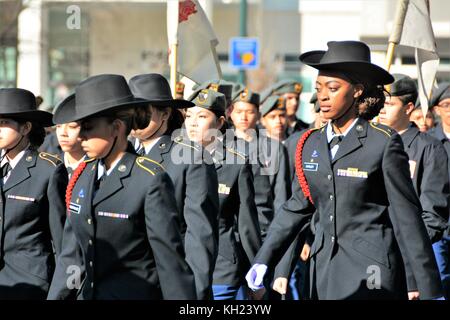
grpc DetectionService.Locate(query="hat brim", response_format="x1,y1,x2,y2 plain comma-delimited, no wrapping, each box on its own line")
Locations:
1,110,53,127
300,51,394,85
63,98,150,123
138,98,194,109
53,93,76,124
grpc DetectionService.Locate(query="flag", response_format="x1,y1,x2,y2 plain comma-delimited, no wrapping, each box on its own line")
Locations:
167,0,222,84
389,0,439,117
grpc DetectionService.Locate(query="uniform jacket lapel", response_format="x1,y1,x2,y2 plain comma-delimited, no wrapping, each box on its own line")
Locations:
401,123,420,150
92,153,134,206
3,149,36,192
315,126,332,172
332,119,367,164
146,135,172,166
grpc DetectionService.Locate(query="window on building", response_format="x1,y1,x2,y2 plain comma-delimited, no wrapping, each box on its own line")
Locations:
0,1,19,88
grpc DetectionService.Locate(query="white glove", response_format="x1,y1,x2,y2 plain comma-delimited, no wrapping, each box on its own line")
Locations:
245,263,268,291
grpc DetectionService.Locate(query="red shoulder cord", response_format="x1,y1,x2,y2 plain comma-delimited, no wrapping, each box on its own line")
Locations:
65,161,87,216
295,129,315,205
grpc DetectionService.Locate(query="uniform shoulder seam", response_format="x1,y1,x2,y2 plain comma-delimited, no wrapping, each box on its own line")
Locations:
136,156,165,176
38,152,61,167
369,122,392,137
225,147,246,160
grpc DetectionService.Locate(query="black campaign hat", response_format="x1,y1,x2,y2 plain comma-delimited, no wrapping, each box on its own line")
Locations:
0,88,53,126
56,74,149,123
53,93,75,125
128,73,194,109
300,40,394,85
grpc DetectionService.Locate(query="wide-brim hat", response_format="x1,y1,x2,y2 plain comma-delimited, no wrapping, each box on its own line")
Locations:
300,41,394,85
128,73,194,109
59,74,149,123
0,88,53,127
53,93,75,124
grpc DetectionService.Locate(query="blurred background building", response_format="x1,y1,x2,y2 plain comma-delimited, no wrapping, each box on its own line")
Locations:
1,0,449,121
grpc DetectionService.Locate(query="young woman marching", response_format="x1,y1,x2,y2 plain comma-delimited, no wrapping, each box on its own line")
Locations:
0,88,67,299
47,74,196,300
246,41,443,299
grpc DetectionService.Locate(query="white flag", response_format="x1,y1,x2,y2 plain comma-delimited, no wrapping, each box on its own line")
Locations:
393,0,439,117
167,0,222,84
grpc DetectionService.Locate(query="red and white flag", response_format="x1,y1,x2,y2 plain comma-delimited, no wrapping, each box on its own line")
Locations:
167,0,222,84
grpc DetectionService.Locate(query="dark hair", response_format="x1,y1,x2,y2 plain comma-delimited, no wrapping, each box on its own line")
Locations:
13,118,46,149
165,109,185,135
357,84,387,121
397,92,418,107
106,105,151,136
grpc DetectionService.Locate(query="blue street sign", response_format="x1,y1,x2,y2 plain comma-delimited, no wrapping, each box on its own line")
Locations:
229,37,260,69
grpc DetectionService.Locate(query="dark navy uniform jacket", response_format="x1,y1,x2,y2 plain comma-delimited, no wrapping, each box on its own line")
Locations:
254,118,443,299
429,123,450,237
0,149,67,299
39,131,63,159
144,134,219,300
47,150,196,300
211,140,261,287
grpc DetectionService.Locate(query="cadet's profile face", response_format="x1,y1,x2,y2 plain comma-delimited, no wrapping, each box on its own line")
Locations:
261,109,287,141
379,96,408,128
283,93,299,117
56,122,82,153
434,98,450,127
315,71,362,121
230,101,259,132
184,106,224,146
0,117,29,150
131,105,170,141
409,108,434,132
78,117,117,158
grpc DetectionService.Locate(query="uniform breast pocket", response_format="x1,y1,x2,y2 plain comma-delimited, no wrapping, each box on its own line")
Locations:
11,253,51,282
352,234,390,269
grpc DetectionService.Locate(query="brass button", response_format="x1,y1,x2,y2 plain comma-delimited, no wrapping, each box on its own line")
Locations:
89,261,93,267
87,219,92,225
329,194,334,201
89,239,93,245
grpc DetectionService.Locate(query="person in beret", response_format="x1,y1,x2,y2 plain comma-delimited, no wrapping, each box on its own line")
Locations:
260,95,288,142
428,81,450,300
0,88,67,299
378,73,449,299
246,40,443,300
185,89,262,300
47,74,196,300
128,73,219,300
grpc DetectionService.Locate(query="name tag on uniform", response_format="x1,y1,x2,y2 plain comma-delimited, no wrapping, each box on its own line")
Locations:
69,202,81,214
337,167,368,179
98,211,129,219
7,195,36,202
218,183,231,195
303,162,318,172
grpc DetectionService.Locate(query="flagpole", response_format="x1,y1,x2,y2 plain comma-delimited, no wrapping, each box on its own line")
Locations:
170,43,178,98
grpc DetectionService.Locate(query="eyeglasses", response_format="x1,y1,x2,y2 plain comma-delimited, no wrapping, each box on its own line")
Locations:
438,103,450,109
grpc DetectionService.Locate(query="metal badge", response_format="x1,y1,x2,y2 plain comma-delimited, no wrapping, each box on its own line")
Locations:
159,143,166,149
26,156,33,162
118,164,126,172
356,125,363,132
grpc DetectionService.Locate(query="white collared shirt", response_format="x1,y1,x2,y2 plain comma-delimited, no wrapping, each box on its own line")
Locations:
97,156,122,180
326,118,359,159
134,137,162,155
64,153,85,174
1,146,29,184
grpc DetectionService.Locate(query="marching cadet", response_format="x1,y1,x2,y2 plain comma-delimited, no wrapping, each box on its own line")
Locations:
246,40,443,300
185,89,261,300
429,82,450,299
189,79,234,120
0,88,67,299
261,80,308,137
379,74,450,299
260,95,289,143
128,73,220,300
53,95,85,178
47,74,196,300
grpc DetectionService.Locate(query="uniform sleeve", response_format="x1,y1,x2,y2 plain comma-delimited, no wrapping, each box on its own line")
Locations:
144,172,197,300
237,163,262,264
254,174,314,269
418,141,450,242
47,163,68,256
273,144,291,212
383,133,443,299
183,162,219,300
47,217,84,300
252,165,274,241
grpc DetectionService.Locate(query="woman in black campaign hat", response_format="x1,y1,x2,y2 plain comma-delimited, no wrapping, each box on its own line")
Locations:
128,73,219,300
47,74,196,300
246,40,444,300
0,88,67,299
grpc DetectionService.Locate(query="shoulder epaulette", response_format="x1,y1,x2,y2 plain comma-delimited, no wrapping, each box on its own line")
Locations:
136,156,165,176
225,147,246,160
369,122,392,137
83,157,96,163
38,152,62,167
173,135,200,152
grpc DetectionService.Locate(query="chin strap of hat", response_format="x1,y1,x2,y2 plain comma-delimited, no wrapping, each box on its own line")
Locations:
295,129,315,205
0,134,25,164
141,119,165,143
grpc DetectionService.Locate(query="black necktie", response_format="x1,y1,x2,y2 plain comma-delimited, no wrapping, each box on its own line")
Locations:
1,162,11,179
137,144,145,156
329,135,343,149
66,167,74,178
